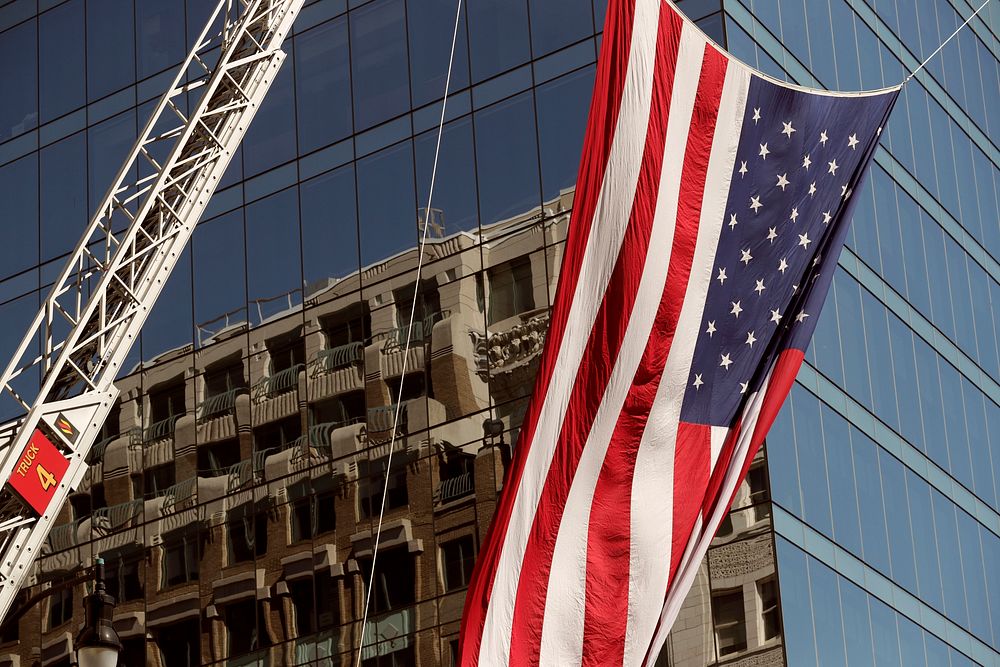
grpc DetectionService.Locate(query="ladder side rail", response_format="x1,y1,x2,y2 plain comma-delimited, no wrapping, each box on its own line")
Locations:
0,0,234,395
0,0,306,620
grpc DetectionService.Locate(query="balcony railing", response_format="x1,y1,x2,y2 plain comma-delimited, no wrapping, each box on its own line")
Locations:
227,449,274,493
360,608,412,661
157,477,198,512
367,403,408,433
199,386,248,419
87,434,117,465
144,414,182,442
284,418,365,456
93,499,143,530
437,471,474,504
46,522,79,552
310,342,364,376
253,363,304,401
378,311,449,350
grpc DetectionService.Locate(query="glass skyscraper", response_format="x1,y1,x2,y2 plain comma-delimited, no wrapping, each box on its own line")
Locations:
0,0,994,665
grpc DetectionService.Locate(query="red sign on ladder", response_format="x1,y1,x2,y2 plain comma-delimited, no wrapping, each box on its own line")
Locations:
6,429,70,516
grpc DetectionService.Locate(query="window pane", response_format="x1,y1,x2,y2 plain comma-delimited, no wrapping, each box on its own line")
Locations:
414,117,479,235
407,0,470,108
350,0,410,130
0,20,37,141
243,40,297,177
136,0,186,79
475,92,540,226
294,17,353,153
529,0,593,57
357,142,416,267
40,132,88,263
246,188,302,320
39,0,85,123
193,211,247,347
536,67,595,202
0,154,39,275
467,0,531,82
300,165,359,289
87,0,137,101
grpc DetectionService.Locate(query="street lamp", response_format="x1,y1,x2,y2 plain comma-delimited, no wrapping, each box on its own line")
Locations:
74,557,121,667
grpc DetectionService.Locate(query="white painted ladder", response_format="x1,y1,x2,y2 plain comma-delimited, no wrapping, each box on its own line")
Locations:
0,0,304,620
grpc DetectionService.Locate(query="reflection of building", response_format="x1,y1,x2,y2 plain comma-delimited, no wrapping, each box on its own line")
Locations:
3,186,780,666
0,0,992,665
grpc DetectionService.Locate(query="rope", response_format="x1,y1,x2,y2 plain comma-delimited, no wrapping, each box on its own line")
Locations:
904,0,992,84
355,0,464,662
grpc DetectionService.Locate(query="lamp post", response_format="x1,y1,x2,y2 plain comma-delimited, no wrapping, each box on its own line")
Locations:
74,557,121,667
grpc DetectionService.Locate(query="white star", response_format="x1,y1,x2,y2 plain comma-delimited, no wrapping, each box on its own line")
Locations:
729,213,739,230
795,311,810,323
808,181,817,197
752,107,761,124
770,309,782,324
716,267,728,285
706,320,717,337
767,227,778,243
820,130,829,145
802,154,812,170
745,331,757,347
877,126,882,135
848,133,859,149
789,207,799,222
798,232,812,249
781,121,796,138
792,283,800,294
738,160,748,178
828,159,839,175
754,279,766,295
822,210,832,224
778,258,789,274
750,195,763,213
730,301,743,318
720,353,733,370
739,381,749,394
841,185,852,199
759,143,770,159
692,373,704,389
813,254,822,267
740,248,753,265
776,173,790,191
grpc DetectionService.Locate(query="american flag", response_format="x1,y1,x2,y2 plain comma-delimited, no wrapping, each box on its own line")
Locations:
459,0,898,665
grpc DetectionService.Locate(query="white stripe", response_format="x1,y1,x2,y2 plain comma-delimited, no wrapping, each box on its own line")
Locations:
477,1,662,662
710,426,727,469
537,25,707,666
645,366,772,662
626,62,751,667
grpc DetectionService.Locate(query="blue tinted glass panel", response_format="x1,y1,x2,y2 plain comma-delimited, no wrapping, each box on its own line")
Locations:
475,91,541,226
896,614,927,667
905,469,944,611
878,449,918,592
775,538,818,665
536,67,595,202
407,0,471,108
840,578,875,667
142,247,193,362
88,111,137,216
294,18,353,154
0,20,38,141
40,132,88,263
820,405,862,555
954,508,991,644
242,40,296,177
414,118,479,234
357,142,417,268
809,558,848,667
0,154,39,275
300,166,359,289
868,596,902,667
791,387,833,536
87,0,137,101
350,0,410,130
467,0,531,82
39,0,85,123
851,429,890,574
193,211,247,346
930,491,969,628
246,188,302,317
135,0,186,79
529,0,594,57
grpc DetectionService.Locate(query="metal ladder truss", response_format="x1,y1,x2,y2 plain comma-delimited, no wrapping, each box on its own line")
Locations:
0,0,305,619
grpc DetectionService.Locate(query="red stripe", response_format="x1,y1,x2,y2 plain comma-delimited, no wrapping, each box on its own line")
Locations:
507,8,686,665
581,44,728,664
669,422,712,579
458,0,640,662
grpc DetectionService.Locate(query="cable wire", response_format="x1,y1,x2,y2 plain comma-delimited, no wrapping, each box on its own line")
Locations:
355,0,465,662
904,0,991,83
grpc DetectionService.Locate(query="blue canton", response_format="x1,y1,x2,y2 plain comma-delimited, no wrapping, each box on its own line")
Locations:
679,76,897,426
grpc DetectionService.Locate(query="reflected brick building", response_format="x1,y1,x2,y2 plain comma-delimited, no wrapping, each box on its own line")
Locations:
1,191,782,666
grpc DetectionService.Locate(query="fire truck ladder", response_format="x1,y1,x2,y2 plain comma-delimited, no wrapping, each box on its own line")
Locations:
0,0,304,620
